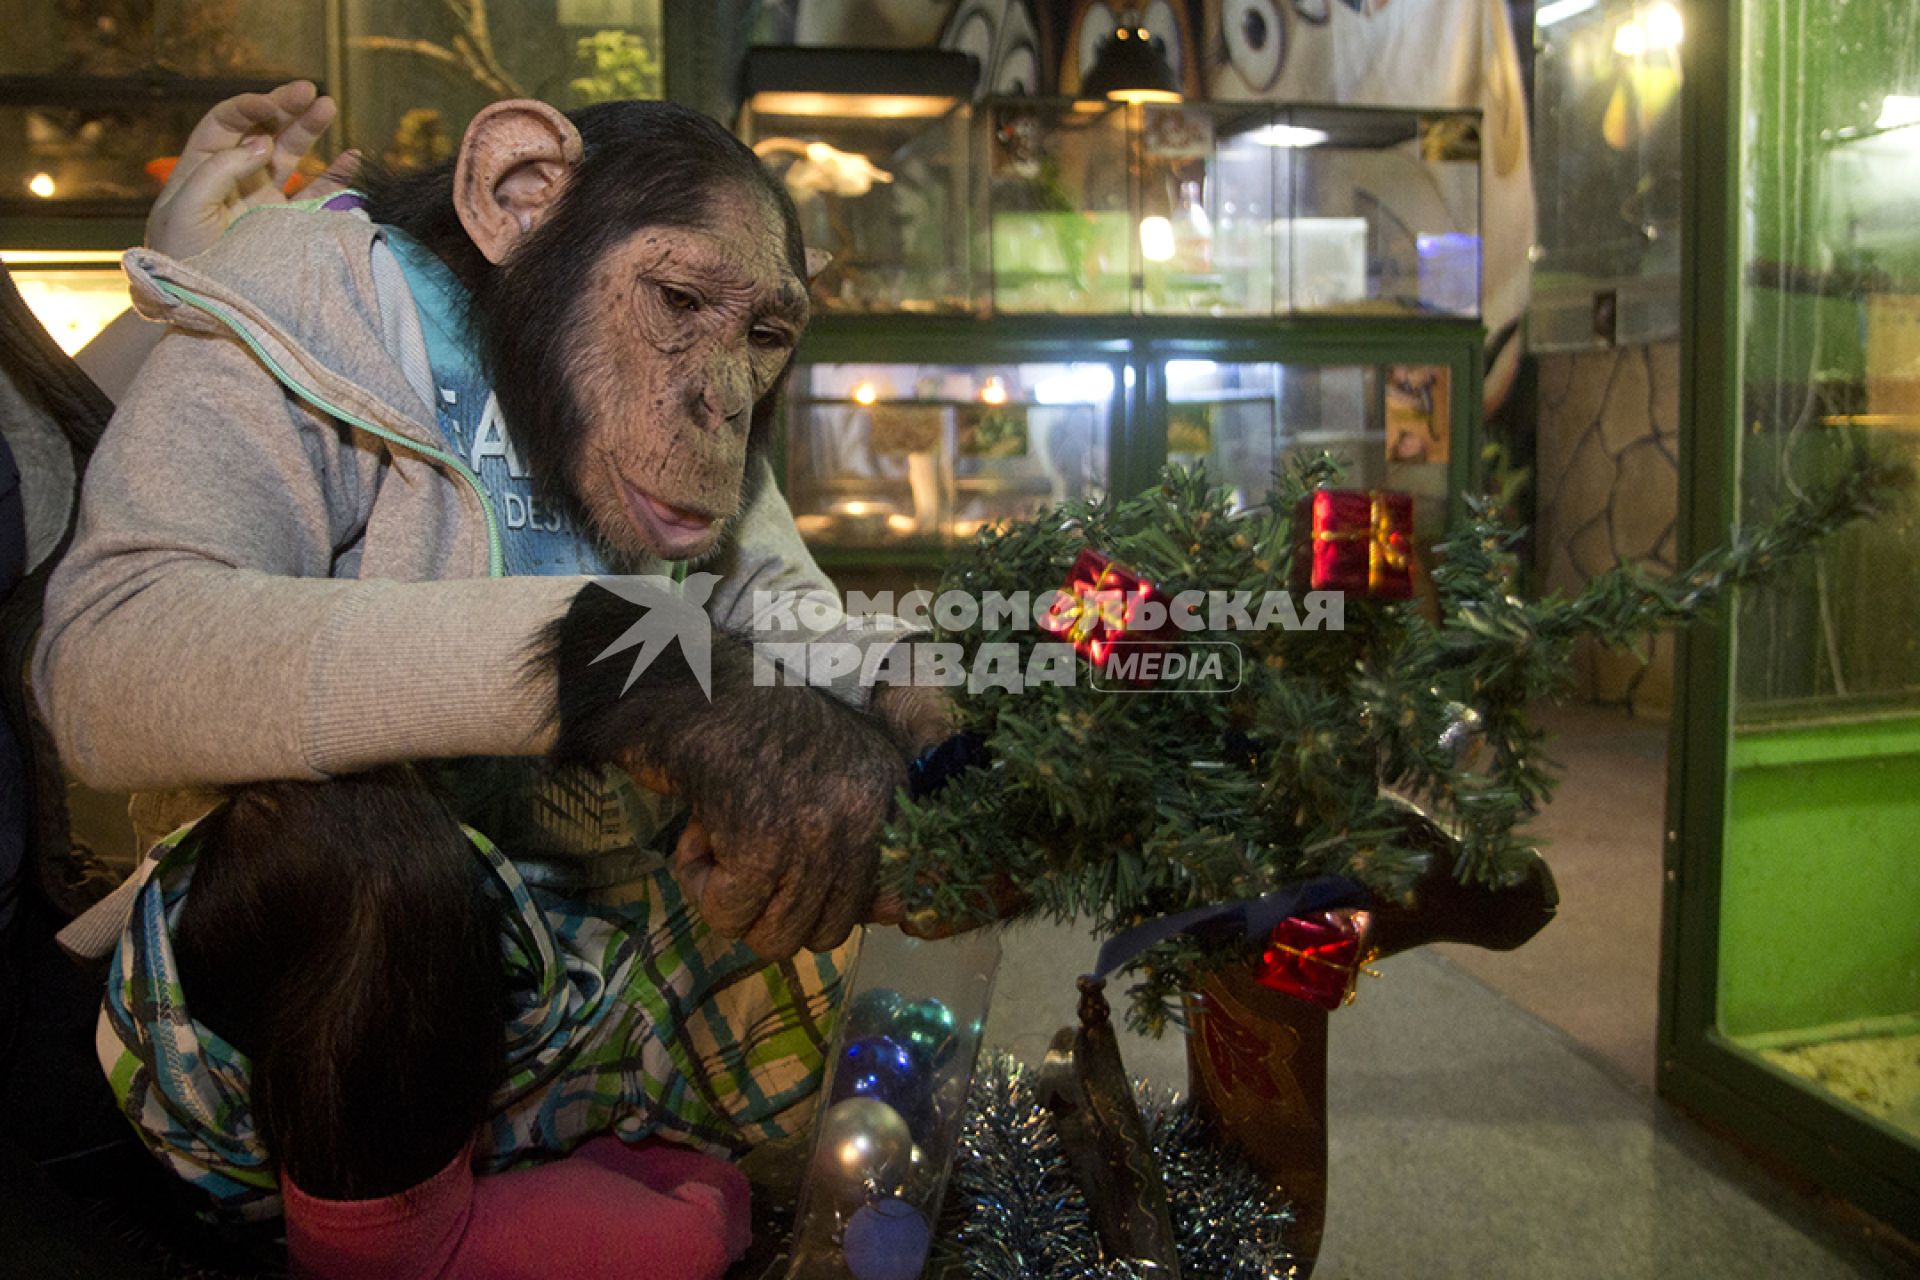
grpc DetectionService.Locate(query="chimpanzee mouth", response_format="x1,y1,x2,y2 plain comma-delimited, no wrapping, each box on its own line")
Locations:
616,475,720,559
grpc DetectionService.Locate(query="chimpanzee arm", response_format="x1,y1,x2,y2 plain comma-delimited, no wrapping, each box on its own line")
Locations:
540,581,909,957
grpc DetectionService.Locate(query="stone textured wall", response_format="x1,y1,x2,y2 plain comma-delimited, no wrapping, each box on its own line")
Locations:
1534,342,1681,716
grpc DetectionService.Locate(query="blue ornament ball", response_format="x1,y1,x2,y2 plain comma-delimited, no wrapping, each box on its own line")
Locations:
843,1196,931,1280
891,998,959,1071
830,1036,934,1126
841,987,904,1040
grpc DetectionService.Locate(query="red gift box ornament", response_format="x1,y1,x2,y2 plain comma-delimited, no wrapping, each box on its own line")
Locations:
1041,547,1168,667
1294,489,1415,599
1254,909,1380,1010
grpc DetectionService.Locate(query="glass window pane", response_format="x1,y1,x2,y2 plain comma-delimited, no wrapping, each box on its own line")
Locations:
1719,0,1920,1146
785,361,1112,547
340,0,663,169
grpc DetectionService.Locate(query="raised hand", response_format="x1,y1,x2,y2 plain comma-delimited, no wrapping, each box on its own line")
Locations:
146,80,354,259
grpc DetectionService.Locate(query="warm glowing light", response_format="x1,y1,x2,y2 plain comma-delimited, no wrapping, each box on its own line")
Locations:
1612,21,1646,55
1246,124,1331,149
1107,88,1182,104
979,376,1009,406
1643,2,1683,49
1878,95,1920,130
1139,216,1176,263
27,173,56,198
1034,364,1117,406
746,91,959,119
852,380,879,406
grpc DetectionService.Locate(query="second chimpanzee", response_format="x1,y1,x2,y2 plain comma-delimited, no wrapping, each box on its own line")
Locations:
37,99,942,1277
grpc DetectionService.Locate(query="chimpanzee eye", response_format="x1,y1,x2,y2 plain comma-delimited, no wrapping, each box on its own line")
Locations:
750,324,794,352
659,284,702,313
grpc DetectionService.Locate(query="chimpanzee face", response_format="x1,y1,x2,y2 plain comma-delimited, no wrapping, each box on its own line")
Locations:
565,189,808,561
450,100,810,565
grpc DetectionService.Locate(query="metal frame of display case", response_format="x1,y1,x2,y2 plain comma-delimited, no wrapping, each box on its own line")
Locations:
790,311,1486,573
1660,0,1920,1236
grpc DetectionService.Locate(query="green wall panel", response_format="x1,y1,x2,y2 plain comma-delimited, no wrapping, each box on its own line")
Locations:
1719,718,1920,1039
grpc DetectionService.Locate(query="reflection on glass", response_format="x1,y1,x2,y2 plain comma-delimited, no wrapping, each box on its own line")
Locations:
1136,103,1274,316
1286,107,1482,317
340,0,663,171
979,100,1132,314
3,261,131,354
786,362,1111,547
1,0,327,215
1719,0,1920,1147
1531,0,1684,346
1161,359,1450,530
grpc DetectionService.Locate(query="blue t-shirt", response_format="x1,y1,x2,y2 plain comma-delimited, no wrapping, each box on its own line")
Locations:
384,228,613,578
382,228,669,890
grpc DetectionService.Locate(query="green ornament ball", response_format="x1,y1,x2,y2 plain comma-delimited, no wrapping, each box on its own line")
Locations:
891,998,958,1070
841,987,904,1041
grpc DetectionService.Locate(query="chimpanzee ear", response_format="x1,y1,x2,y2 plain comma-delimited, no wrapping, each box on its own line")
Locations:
804,247,833,281
454,100,584,265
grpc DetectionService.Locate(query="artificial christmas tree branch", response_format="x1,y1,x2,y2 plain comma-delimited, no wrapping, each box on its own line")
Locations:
877,445,1898,1033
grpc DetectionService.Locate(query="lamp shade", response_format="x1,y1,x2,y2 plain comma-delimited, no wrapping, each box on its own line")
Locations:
1080,27,1182,103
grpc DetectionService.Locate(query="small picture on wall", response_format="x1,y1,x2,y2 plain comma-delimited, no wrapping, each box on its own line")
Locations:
1167,405,1214,456
1386,364,1449,464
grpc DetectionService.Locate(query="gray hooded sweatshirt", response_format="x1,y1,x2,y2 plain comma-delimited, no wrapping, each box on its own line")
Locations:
35,205,888,949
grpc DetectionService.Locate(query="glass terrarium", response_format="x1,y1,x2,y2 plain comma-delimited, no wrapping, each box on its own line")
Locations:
976,98,1132,315
737,48,976,315
1133,102,1276,317
1161,357,1451,533
1281,106,1482,318
0,251,131,354
1664,0,1920,1232
0,0,327,218
783,359,1114,550
1531,0,1684,349
338,0,663,174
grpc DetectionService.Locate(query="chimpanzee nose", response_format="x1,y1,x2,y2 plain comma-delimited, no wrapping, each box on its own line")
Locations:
689,353,754,431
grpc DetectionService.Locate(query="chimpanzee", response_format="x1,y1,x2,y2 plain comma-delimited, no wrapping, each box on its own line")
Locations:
35,99,942,1276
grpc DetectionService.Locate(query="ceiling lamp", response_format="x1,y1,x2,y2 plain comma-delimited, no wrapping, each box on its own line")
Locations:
1080,15,1182,104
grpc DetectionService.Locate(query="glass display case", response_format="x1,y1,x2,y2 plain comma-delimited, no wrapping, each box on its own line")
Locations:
975,98,1134,315
783,355,1115,550
782,317,1484,566
0,250,130,354
339,0,664,171
736,48,976,315
1,0,326,219
1665,0,1920,1235
1531,0,1685,348
1160,356,1454,533
973,98,1481,320
1285,106,1482,319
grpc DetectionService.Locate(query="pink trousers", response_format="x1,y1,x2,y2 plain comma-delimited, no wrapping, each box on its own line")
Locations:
282,1136,751,1280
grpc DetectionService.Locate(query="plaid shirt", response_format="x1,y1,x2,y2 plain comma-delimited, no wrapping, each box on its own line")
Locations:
101,820,847,1219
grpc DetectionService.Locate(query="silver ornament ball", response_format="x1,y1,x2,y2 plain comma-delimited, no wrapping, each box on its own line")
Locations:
814,1098,915,1200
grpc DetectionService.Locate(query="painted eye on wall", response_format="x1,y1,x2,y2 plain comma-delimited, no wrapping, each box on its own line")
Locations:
1076,1,1119,81
1290,0,1331,23
1142,0,1184,83
945,0,1043,97
1223,0,1285,93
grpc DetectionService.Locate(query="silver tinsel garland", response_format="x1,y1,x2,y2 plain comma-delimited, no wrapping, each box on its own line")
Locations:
942,1055,1298,1279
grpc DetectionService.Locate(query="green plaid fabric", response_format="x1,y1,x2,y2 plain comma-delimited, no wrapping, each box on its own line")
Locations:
100,819,848,1220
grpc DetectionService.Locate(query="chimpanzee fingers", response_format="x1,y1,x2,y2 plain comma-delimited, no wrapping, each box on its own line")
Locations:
695,860,778,940
742,850,836,961
804,846,876,953
669,820,716,907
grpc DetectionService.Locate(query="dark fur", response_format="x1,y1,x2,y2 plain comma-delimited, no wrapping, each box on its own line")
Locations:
539,582,907,851
173,770,506,1201
360,100,802,528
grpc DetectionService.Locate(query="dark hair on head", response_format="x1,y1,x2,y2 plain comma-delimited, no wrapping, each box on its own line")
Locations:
359,98,806,294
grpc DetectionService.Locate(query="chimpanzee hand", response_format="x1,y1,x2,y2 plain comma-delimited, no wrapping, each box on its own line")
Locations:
541,581,910,959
